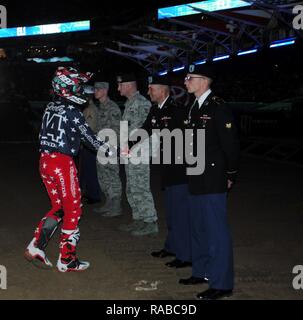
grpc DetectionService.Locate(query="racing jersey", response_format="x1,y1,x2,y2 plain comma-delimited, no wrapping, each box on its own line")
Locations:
39,98,108,156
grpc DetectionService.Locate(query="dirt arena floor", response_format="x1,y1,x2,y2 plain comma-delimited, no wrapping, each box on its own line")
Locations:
0,143,303,300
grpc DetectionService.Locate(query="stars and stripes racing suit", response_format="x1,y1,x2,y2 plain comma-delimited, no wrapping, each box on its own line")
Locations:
33,97,110,264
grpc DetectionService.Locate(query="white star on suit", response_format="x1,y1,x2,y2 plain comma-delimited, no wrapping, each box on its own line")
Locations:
73,118,80,125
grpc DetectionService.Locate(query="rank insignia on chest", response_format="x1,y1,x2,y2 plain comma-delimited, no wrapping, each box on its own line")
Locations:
151,118,157,124
200,115,211,120
226,123,232,129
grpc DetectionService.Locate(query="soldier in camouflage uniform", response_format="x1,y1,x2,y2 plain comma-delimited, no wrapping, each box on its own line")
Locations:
117,73,158,236
79,88,101,204
93,81,122,217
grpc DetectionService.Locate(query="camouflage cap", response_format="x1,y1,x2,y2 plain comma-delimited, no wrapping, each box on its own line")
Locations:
117,73,137,83
94,82,109,89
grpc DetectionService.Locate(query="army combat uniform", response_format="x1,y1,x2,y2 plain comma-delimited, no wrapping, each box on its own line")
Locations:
122,91,158,231
95,97,122,215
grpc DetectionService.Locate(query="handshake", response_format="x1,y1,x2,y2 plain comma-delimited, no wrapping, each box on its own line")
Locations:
98,143,133,159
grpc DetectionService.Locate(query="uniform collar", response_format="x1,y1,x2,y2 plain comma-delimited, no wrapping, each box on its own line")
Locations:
128,91,140,102
158,95,170,109
196,89,212,109
97,98,110,107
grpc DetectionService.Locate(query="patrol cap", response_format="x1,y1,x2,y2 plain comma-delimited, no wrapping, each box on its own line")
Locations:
148,75,171,86
117,73,137,83
94,81,109,90
187,63,216,80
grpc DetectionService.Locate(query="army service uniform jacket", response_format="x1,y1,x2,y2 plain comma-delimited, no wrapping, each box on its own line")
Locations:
185,93,240,195
141,96,188,188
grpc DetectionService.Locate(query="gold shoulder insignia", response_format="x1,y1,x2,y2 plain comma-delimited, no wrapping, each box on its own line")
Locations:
212,96,225,104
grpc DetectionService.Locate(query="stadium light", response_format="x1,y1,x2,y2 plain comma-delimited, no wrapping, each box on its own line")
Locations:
194,59,207,65
237,49,258,56
270,38,296,48
173,66,185,72
158,71,168,76
213,55,230,61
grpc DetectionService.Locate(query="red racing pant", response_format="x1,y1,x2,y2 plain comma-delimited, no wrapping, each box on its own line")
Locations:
33,152,83,262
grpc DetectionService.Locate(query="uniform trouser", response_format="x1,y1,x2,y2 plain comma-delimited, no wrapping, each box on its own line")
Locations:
79,146,101,201
188,193,234,290
125,162,157,223
34,152,82,261
96,161,122,200
164,184,191,262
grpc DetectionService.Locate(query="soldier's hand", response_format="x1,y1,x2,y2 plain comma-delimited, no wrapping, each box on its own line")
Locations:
227,179,233,190
101,143,117,158
120,146,131,158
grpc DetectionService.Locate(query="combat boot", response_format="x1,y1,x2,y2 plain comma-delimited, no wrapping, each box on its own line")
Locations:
93,196,112,213
118,220,144,232
102,197,122,217
131,222,159,236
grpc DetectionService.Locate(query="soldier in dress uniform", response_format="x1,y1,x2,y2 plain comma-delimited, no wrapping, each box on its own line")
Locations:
139,75,191,268
179,64,240,300
93,81,122,217
117,73,159,236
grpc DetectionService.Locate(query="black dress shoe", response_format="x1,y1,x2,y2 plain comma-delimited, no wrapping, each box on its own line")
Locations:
179,276,208,285
196,288,233,300
151,249,175,258
165,259,192,268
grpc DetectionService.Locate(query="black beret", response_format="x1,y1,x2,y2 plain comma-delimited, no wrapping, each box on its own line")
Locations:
148,75,171,86
116,73,137,83
187,63,216,80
